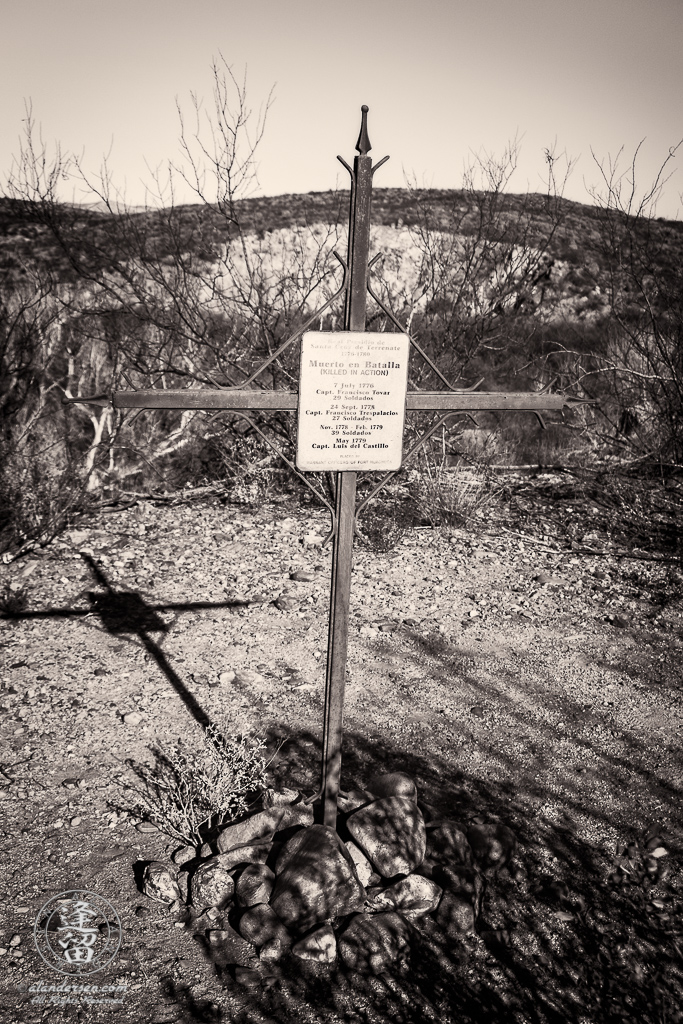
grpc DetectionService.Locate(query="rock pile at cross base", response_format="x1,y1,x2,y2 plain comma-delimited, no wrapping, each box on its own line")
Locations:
141,772,519,979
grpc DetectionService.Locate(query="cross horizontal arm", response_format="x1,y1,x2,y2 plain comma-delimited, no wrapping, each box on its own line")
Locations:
112,389,580,413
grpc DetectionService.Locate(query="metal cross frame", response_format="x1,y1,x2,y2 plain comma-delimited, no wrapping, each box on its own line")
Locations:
68,107,588,829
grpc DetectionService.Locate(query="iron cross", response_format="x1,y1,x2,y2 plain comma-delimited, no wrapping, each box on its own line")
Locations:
70,107,584,828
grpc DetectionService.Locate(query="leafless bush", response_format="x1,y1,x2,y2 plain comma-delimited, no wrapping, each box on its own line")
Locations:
124,721,271,847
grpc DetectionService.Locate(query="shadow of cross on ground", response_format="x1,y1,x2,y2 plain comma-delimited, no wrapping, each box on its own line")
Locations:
1,553,261,731
79,554,212,728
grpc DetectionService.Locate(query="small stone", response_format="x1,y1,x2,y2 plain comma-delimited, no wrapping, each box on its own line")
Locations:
215,844,271,872
217,808,285,853
345,841,374,887
366,772,417,802
172,845,196,867
239,904,291,952
62,778,81,790
346,797,426,878
435,892,476,937
378,621,398,633
9,935,21,947
136,821,159,833
233,668,267,686
338,912,409,974
273,803,315,837
207,926,257,968
259,936,288,961
234,966,262,988
337,789,372,814
466,823,517,872
123,711,143,726
219,670,236,685
427,821,472,866
135,906,151,919
190,858,235,910
290,570,317,582
470,706,486,719
70,817,82,827
292,924,337,963
142,862,182,905
435,864,485,917
275,595,299,612
262,787,301,808
375,874,442,920
271,825,366,934
235,864,276,907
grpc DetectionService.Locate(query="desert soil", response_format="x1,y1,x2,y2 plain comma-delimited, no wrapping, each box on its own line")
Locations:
1,477,682,1024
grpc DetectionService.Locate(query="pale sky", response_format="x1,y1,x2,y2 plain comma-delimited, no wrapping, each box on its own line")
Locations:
2,0,682,218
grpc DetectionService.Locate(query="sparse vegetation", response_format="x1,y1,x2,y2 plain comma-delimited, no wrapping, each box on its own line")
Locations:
124,721,271,846
1,67,681,559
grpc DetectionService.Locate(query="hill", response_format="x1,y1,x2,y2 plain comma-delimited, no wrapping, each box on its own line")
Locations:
2,188,682,289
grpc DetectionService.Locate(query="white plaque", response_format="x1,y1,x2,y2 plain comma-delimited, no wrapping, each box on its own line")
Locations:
297,332,410,471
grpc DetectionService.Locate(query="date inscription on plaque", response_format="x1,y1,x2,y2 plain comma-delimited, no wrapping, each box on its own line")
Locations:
297,331,410,471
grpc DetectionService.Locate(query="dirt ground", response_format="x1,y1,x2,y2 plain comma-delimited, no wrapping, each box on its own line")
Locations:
1,475,682,1024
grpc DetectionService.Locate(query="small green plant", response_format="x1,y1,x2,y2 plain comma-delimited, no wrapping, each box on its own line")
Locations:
124,721,272,846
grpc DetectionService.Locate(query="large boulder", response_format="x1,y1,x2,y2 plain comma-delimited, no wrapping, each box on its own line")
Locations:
235,864,276,908
270,825,366,934
338,912,410,973
190,858,235,910
366,772,418,802
346,797,426,878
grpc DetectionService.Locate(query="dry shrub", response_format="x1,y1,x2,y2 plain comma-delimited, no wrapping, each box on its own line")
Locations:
411,452,500,528
123,721,271,846
0,434,94,557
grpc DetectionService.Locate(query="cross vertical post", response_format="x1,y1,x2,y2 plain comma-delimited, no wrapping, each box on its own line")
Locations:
321,106,375,827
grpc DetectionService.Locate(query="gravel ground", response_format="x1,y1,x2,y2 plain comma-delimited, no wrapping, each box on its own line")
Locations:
0,483,682,1023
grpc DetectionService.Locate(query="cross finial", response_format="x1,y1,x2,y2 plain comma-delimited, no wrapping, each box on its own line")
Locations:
356,105,371,156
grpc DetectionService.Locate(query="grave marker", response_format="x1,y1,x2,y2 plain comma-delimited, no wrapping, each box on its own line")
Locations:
67,106,588,829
